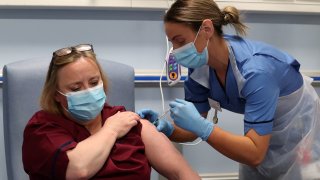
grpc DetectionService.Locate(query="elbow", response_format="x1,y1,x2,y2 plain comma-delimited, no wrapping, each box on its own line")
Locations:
246,155,264,167
66,166,92,180
73,170,91,180
242,149,266,167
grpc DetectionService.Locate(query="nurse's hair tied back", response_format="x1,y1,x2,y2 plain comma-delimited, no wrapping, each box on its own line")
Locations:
221,6,247,36
164,0,247,36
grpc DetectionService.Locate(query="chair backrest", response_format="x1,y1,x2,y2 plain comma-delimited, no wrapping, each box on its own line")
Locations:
2,58,135,180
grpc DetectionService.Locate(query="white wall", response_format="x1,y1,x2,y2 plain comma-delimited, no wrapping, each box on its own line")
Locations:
0,8,320,180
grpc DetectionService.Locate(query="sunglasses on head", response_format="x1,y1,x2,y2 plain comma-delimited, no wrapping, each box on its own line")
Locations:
52,44,94,57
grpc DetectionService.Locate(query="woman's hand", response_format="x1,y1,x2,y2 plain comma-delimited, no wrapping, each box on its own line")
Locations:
104,111,140,139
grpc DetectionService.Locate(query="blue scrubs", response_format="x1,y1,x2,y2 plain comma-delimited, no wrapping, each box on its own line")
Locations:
184,35,303,135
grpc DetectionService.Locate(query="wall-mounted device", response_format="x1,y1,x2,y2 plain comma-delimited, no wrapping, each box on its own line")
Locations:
166,48,181,86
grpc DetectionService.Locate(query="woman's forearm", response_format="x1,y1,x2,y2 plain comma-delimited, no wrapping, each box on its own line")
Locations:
169,125,198,142
66,128,117,179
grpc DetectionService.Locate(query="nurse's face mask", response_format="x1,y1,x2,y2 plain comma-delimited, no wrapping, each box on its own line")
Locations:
58,83,107,123
172,26,209,68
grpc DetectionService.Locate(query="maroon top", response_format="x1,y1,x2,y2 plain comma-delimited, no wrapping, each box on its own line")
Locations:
22,104,151,180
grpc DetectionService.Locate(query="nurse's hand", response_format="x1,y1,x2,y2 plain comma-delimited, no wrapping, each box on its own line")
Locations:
136,109,158,123
137,109,174,137
154,118,174,137
169,99,214,141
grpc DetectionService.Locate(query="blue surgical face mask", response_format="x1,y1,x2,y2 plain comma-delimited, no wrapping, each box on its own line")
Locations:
58,83,106,123
172,27,209,68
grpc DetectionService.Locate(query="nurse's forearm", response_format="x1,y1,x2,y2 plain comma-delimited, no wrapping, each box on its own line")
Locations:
169,125,198,142
168,112,209,142
206,127,270,167
66,128,117,179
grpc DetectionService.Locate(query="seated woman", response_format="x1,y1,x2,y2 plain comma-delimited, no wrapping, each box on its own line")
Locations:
22,44,200,180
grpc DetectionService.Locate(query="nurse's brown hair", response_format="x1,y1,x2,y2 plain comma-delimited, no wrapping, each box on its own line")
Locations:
40,49,108,115
164,0,247,36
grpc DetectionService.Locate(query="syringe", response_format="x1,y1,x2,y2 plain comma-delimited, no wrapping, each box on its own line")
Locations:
153,109,170,126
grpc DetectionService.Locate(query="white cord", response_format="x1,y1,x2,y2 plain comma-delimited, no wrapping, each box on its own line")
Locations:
159,61,166,113
179,138,203,146
159,35,202,146
159,36,170,113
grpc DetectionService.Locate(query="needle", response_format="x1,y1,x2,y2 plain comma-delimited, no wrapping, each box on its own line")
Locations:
153,109,170,126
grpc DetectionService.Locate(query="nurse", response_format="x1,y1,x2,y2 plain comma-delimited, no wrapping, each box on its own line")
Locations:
138,0,320,179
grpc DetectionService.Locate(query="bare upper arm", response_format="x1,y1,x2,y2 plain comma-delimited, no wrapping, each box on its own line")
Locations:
139,119,200,179
245,128,271,164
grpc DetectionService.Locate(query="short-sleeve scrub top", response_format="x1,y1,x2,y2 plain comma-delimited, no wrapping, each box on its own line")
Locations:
185,35,303,136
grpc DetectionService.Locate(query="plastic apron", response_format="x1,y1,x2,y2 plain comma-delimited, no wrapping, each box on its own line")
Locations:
225,46,320,180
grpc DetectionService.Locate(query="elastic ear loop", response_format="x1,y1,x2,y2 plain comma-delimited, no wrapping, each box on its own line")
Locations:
56,90,71,113
194,25,210,52
193,25,202,46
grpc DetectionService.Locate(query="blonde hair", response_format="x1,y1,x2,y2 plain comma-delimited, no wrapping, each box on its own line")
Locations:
40,50,108,115
164,0,247,36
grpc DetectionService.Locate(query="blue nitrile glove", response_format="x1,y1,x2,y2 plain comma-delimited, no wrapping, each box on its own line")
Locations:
136,109,174,137
169,99,214,141
136,109,158,123
154,118,174,137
